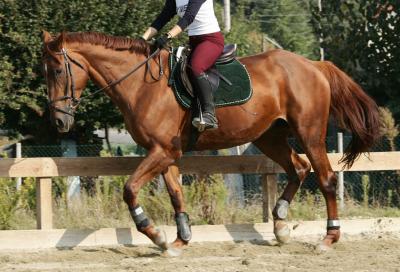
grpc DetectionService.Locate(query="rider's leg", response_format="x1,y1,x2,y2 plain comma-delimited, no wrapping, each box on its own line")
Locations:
189,32,224,130
191,73,218,129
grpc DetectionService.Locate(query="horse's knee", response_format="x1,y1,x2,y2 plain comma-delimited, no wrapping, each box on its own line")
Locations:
123,182,139,205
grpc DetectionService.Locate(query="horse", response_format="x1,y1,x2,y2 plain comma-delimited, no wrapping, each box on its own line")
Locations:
41,31,380,252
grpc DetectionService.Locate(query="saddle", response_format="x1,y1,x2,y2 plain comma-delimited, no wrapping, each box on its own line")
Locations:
168,44,253,109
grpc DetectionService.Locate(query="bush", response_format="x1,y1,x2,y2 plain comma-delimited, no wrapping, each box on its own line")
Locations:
0,178,20,229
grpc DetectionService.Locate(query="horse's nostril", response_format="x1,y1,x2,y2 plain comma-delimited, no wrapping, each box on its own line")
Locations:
55,118,64,128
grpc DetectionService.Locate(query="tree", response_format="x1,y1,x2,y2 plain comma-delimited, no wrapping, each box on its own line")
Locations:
231,0,319,58
312,1,399,118
215,1,263,56
0,0,265,145
0,0,164,144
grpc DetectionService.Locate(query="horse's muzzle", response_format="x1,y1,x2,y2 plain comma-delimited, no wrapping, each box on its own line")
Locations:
51,111,74,133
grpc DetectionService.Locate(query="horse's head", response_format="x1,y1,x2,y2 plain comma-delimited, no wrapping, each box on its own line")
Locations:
42,31,89,133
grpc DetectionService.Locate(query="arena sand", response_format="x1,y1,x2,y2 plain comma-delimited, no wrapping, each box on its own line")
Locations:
1,233,400,272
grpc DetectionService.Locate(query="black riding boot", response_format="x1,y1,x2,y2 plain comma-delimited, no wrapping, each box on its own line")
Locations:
192,73,218,130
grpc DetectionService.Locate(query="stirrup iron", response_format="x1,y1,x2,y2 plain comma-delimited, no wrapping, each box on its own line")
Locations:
192,98,206,132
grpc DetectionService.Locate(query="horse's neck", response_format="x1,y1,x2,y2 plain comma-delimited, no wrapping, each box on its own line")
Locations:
83,46,144,97
77,45,181,147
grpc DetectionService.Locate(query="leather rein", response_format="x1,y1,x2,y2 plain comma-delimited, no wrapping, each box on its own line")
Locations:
47,47,163,117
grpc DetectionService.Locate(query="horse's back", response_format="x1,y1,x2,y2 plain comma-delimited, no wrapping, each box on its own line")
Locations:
240,49,331,117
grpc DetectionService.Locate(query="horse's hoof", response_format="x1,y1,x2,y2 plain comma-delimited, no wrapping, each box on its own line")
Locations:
166,246,183,257
316,242,332,253
171,238,188,248
154,228,168,250
274,220,290,244
265,239,279,246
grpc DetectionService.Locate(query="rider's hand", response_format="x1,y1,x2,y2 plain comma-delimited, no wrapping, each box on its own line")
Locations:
154,34,171,49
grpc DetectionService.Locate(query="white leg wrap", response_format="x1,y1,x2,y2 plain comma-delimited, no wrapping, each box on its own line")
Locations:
327,219,340,228
275,199,290,220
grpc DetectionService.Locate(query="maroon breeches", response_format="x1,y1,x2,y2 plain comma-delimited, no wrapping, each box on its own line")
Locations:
189,32,225,77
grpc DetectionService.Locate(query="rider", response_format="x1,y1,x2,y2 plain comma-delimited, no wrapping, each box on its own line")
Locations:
142,0,224,130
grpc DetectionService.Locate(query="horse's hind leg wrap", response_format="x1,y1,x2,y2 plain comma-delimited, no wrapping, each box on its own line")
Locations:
129,205,150,230
327,219,340,230
175,212,192,242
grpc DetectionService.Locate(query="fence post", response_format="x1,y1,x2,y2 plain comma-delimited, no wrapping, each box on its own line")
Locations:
261,174,277,222
15,143,22,190
36,177,53,229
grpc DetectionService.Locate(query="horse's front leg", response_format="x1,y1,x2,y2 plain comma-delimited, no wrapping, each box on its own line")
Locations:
162,165,191,250
123,146,175,250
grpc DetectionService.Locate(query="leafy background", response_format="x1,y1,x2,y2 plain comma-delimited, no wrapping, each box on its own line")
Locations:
0,0,398,145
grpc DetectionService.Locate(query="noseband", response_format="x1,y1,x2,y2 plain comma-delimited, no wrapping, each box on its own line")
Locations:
48,48,86,117
47,46,163,117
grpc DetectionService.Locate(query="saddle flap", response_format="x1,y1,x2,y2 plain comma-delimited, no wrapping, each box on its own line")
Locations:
206,68,220,93
179,47,195,97
169,46,252,109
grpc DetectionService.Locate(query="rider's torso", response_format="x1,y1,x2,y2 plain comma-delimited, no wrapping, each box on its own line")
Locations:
175,0,220,36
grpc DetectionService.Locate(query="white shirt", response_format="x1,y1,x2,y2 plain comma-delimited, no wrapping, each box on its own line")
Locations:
176,0,220,36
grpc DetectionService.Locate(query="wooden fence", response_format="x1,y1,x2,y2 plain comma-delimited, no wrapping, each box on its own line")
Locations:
1,152,400,230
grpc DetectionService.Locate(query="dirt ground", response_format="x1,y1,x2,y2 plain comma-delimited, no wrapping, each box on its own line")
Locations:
1,234,400,272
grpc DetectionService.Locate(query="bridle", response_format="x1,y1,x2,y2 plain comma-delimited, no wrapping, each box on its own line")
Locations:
46,46,163,117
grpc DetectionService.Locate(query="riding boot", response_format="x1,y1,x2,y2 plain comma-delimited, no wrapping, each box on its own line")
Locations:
192,73,218,130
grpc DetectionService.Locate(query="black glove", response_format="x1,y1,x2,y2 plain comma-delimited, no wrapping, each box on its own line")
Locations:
154,34,171,49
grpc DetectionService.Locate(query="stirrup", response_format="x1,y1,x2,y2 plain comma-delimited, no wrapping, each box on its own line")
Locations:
192,112,218,132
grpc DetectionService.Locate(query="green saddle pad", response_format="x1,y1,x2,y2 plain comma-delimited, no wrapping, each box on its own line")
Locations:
168,48,253,109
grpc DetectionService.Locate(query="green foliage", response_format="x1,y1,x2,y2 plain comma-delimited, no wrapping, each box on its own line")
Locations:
0,0,265,144
184,174,228,224
362,175,370,207
0,177,36,230
215,2,263,56
3,174,400,230
263,0,319,58
232,0,319,58
0,179,20,229
312,1,400,117
0,0,165,143
379,107,398,150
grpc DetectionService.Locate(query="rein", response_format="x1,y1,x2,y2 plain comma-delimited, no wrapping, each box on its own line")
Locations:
48,47,163,116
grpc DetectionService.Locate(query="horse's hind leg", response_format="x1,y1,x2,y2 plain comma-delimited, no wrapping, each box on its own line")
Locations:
162,165,192,250
293,122,340,249
254,121,311,243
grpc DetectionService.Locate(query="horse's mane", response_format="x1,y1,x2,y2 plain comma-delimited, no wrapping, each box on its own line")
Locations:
65,32,150,55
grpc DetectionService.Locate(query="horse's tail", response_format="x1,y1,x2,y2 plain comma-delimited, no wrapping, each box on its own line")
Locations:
314,61,381,168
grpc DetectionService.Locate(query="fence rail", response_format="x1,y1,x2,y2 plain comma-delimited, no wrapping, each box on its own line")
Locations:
1,152,399,230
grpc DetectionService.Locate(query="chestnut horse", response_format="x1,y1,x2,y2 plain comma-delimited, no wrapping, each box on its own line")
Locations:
42,31,380,252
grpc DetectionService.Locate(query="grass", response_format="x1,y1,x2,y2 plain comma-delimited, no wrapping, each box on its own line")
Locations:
1,175,400,230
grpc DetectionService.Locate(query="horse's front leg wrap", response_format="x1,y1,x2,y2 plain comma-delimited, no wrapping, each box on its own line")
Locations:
273,199,290,220
129,205,150,230
175,212,192,242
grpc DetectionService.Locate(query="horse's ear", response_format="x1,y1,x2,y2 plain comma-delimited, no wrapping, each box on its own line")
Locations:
42,30,52,43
